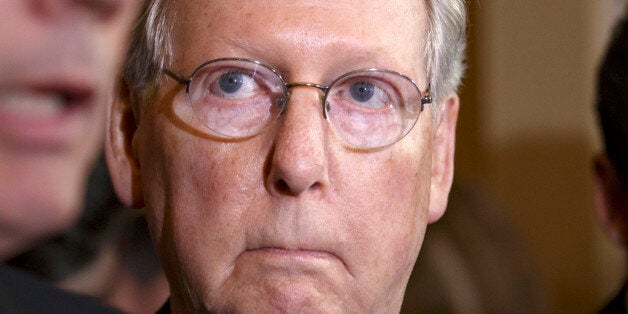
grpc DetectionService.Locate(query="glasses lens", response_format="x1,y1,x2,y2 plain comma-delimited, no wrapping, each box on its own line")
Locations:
325,70,423,149
187,59,286,138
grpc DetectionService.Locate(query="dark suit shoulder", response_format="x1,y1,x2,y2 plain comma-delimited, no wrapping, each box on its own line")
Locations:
599,282,627,314
0,266,121,314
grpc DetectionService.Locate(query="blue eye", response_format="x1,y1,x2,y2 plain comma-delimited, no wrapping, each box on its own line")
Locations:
219,72,244,93
350,82,375,102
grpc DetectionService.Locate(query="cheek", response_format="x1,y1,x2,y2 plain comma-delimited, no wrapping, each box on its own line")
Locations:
337,142,430,232
333,138,431,288
137,112,268,292
139,121,252,240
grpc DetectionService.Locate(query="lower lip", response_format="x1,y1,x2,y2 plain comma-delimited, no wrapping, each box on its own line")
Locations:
249,247,333,258
238,248,347,281
246,247,338,262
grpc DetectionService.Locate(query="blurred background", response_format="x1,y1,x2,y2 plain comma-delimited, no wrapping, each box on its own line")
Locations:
445,0,626,313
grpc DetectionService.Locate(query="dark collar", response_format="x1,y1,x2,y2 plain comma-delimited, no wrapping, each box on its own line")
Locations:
156,298,171,314
598,282,627,313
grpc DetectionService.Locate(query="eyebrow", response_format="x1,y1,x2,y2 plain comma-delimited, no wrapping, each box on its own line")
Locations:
222,36,269,58
220,35,409,77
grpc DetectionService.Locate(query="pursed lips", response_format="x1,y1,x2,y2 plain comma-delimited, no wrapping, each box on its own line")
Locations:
246,246,338,260
234,236,357,280
240,233,350,273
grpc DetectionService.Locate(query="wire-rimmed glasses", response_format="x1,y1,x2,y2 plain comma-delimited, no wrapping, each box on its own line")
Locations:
164,58,431,150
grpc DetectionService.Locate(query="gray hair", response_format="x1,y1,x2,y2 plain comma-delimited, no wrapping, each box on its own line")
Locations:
424,0,467,119
124,1,467,121
124,0,174,116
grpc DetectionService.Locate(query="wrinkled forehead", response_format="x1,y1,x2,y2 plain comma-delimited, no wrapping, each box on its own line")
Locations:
171,0,427,80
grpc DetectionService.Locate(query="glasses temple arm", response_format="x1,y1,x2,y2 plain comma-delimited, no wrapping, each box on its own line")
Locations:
163,68,191,86
420,84,432,106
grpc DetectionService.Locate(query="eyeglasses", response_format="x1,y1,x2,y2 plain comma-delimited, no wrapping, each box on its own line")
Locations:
164,58,431,150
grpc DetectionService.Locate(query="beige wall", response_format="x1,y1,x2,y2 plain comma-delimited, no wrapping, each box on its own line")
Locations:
456,1,627,313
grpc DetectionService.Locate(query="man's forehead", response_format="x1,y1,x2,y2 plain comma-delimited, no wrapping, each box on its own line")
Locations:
248,0,420,11
174,0,425,34
175,0,421,13
173,0,427,77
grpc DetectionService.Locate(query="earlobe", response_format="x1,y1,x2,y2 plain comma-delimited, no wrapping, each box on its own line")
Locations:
105,80,144,208
593,154,628,246
427,94,459,223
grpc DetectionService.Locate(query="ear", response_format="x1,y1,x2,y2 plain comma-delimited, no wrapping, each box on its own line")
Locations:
105,80,144,208
593,153,628,246
427,93,459,223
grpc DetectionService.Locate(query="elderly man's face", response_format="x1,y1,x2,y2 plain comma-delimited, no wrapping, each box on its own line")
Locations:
0,1,140,258
110,0,458,312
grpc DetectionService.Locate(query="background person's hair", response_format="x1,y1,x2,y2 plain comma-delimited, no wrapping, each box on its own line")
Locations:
123,0,467,122
597,13,628,184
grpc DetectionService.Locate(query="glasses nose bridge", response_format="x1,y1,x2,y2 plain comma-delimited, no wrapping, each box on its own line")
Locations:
285,82,329,93
283,82,330,115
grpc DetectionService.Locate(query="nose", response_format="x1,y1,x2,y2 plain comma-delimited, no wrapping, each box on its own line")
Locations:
266,88,330,196
32,0,123,21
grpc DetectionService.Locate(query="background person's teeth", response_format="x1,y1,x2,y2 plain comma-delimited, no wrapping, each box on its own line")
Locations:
0,90,65,118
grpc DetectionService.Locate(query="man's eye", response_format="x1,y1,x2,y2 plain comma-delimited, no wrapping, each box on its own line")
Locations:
350,82,375,102
219,72,244,93
211,72,258,100
344,81,390,109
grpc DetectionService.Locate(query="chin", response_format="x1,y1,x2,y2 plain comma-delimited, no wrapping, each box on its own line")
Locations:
194,276,356,314
6,191,82,234
0,165,87,256
204,296,344,314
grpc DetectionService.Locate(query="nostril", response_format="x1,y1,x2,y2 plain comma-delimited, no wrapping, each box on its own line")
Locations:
273,177,323,196
274,179,290,194
75,0,123,20
33,0,123,21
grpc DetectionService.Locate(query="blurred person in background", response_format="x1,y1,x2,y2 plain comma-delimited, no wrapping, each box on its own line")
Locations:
403,181,550,313
0,0,140,312
9,156,169,313
594,11,628,314
0,0,139,261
